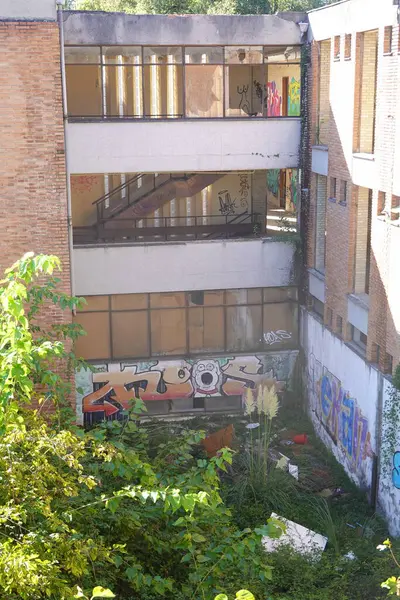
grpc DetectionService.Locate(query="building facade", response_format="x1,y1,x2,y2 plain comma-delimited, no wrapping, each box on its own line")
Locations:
303,0,400,535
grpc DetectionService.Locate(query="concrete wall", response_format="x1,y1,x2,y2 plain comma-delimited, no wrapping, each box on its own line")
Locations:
63,12,303,46
75,349,299,424
302,309,378,490
308,0,398,42
0,0,56,20
73,238,296,296
66,119,300,174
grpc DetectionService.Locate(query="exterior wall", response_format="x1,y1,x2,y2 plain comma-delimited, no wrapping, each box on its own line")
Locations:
0,0,56,20
73,238,296,296
0,16,71,311
64,12,304,46
303,309,377,489
66,119,301,174
75,350,298,425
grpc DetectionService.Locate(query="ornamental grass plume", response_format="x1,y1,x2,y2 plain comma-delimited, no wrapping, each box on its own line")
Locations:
244,387,255,416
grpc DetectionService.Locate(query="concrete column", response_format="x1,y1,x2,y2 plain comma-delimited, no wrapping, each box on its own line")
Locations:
186,197,193,226
252,171,267,229
202,186,209,226
133,55,143,118
150,55,161,118
167,55,178,118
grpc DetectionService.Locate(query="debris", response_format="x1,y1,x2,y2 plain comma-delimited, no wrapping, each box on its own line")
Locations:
293,433,308,445
277,454,291,471
262,512,328,558
245,422,260,430
343,551,356,561
280,439,295,446
201,424,234,458
288,464,299,480
317,488,334,498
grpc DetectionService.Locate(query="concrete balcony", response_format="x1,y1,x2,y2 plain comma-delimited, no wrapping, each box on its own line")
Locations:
73,237,296,296
352,153,377,190
311,145,328,176
66,119,300,175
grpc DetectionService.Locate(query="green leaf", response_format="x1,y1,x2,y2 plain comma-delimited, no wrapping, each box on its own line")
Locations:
215,595,228,600
196,554,210,563
91,588,115,599
236,591,255,600
192,533,206,543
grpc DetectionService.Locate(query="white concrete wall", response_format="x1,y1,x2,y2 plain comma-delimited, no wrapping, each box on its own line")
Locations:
1,0,56,19
66,119,300,174
352,154,377,190
311,146,328,177
308,0,398,41
73,238,296,296
302,309,378,490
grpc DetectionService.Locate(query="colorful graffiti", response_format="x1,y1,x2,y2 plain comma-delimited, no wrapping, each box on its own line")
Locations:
288,78,300,116
392,451,400,489
267,169,280,196
308,357,373,472
289,169,298,207
267,81,282,117
77,352,298,425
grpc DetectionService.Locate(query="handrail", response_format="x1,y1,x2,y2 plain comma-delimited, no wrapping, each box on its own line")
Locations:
92,173,143,206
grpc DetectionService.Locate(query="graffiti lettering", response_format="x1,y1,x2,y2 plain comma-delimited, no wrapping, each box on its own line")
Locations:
264,330,292,346
392,451,400,489
238,174,250,210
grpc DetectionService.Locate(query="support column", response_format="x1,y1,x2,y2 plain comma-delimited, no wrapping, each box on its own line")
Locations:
150,55,161,118
167,55,178,118
133,55,143,118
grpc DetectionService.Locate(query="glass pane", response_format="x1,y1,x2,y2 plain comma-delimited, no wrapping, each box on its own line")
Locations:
188,307,225,352
65,46,100,64
104,65,148,118
267,63,301,117
112,311,149,358
103,46,142,64
225,46,263,64
150,292,185,308
187,291,224,306
225,289,262,305
225,65,264,117
185,47,223,64
263,287,298,303
143,65,184,118
226,306,262,351
73,313,111,360
150,309,186,355
111,294,148,310
78,295,109,312
143,47,183,64
66,65,102,117
185,65,223,118
263,302,297,348
264,46,301,63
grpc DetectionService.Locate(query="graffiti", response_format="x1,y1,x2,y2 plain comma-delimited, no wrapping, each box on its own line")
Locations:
392,452,400,489
288,78,300,116
309,365,374,472
71,175,100,195
267,81,282,117
79,352,298,425
218,190,237,215
237,84,251,114
288,169,298,207
238,174,250,210
267,169,280,196
264,330,292,346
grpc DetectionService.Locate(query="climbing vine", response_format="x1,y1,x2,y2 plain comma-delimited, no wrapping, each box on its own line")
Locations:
381,365,400,480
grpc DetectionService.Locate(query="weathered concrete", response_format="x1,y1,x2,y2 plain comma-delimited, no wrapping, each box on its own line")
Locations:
1,0,56,20
63,11,304,46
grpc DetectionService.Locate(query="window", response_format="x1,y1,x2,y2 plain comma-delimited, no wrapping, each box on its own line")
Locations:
354,188,372,294
334,35,340,60
355,30,378,153
383,26,393,55
384,352,393,375
310,296,324,318
330,177,337,200
315,175,327,273
391,195,400,223
336,315,343,336
65,45,301,120
371,343,380,364
326,307,333,327
352,326,367,355
74,287,298,360
339,180,347,206
344,34,352,60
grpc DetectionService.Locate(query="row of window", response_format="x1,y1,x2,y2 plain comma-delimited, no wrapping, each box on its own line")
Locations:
65,45,301,119
74,288,298,361
333,26,400,62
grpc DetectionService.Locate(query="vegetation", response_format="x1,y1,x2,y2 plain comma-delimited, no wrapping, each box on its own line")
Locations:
68,0,336,16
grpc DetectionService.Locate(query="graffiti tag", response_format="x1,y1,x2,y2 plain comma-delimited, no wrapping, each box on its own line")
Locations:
264,330,292,345
238,174,250,210
218,190,237,216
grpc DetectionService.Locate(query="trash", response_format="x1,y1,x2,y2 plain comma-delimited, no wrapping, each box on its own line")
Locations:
343,551,356,561
201,424,234,458
288,464,299,480
262,512,328,558
293,434,308,445
276,454,291,470
280,439,295,446
245,422,260,430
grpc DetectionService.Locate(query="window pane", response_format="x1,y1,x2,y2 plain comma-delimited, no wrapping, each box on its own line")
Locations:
263,303,297,348
111,294,148,310
264,46,301,63
103,46,142,64
150,292,185,308
185,65,223,118
77,296,109,312
150,309,186,355
187,290,224,306
143,65,184,118
66,65,102,117
185,47,223,64
112,311,149,358
104,65,148,117
267,64,300,117
263,287,298,303
224,46,263,64
225,65,264,117
226,305,262,351
65,46,100,64
226,289,262,305
143,47,182,64
188,307,225,352
74,313,111,360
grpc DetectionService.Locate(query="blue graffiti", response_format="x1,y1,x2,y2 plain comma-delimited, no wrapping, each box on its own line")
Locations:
392,451,400,489
340,395,354,457
320,375,332,420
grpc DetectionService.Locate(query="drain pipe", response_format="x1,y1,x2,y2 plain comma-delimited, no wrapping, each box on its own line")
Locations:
57,0,76,312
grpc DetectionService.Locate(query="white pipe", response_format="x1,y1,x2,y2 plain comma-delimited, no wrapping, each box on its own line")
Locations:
57,2,76,309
